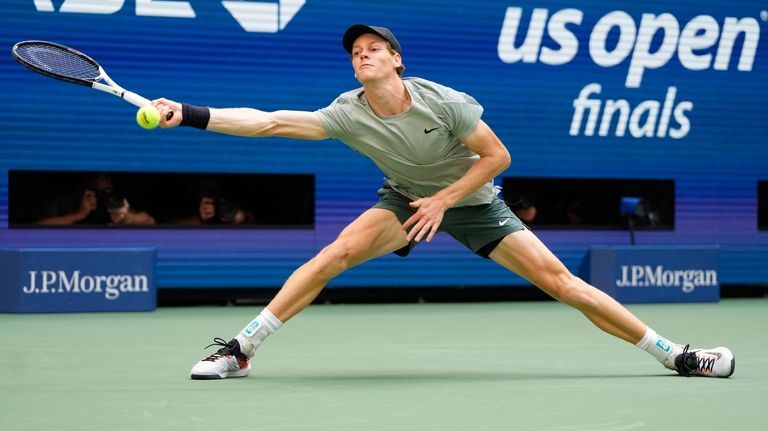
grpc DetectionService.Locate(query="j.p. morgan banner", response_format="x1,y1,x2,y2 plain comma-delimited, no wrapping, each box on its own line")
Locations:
584,246,720,303
0,249,156,312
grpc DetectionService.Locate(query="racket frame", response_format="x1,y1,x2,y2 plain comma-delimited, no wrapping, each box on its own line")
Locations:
12,40,151,108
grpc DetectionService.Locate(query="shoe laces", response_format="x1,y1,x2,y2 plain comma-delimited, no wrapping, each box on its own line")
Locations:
201,337,245,362
676,344,716,376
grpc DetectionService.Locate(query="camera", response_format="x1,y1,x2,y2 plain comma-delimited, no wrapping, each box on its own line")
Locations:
215,197,241,223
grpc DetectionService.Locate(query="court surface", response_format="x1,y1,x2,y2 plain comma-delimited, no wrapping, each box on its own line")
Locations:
1,298,766,431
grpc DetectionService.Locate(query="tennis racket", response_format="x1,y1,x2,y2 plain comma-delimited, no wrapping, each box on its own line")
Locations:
11,40,172,119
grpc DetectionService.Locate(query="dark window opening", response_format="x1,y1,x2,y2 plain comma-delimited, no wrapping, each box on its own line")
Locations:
502,177,674,230
9,171,314,228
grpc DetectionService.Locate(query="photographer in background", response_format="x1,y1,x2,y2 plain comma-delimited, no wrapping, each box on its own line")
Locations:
36,173,113,226
36,187,100,225
103,189,156,226
508,195,537,225
216,197,254,225
176,185,220,225
176,182,253,225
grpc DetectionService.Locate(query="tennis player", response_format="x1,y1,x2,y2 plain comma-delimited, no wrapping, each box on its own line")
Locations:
154,24,734,380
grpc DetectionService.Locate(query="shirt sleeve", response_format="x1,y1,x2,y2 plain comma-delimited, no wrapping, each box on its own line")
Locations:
314,97,353,141
441,93,484,141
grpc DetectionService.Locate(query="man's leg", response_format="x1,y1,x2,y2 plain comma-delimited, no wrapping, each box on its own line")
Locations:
488,229,734,377
488,230,646,343
190,208,410,379
266,208,410,322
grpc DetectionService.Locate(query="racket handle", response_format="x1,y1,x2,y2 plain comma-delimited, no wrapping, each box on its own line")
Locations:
122,91,151,108
123,90,173,120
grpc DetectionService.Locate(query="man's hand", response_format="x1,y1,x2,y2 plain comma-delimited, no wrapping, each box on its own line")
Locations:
402,196,451,243
153,98,183,128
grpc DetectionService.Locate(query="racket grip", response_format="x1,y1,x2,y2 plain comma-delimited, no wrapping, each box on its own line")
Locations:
124,91,173,120
122,91,152,108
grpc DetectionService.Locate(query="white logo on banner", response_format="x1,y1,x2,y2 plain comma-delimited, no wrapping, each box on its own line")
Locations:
615,265,718,293
222,0,305,33
22,270,149,300
497,7,762,139
32,0,306,32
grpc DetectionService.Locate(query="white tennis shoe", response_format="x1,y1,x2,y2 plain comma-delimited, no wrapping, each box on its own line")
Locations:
190,338,251,380
673,345,735,378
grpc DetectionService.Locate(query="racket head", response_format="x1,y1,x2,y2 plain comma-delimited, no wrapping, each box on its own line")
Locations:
12,40,103,87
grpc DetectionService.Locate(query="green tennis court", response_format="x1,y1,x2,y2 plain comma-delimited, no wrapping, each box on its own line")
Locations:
2,299,766,430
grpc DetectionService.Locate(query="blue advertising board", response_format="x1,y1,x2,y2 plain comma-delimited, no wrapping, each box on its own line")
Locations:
0,1,766,289
0,248,156,312
584,246,720,303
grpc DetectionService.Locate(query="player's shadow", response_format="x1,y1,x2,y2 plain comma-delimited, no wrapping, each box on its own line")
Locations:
255,369,672,383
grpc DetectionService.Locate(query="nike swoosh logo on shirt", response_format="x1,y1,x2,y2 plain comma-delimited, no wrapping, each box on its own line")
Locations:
499,218,511,226
424,127,439,134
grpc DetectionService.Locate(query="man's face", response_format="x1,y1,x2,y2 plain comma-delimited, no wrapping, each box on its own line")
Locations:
350,33,401,82
82,190,97,211
109,199,129,224
199,197,216,221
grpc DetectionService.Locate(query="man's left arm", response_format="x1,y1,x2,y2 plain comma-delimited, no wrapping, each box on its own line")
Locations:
403,120,511,242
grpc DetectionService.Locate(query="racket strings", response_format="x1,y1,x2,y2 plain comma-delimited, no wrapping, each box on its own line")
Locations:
15,42,101,82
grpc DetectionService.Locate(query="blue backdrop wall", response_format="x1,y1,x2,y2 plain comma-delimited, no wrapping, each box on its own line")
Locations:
1,0,766,289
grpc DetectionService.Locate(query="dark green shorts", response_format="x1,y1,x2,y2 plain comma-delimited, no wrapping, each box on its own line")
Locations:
373,184,526,258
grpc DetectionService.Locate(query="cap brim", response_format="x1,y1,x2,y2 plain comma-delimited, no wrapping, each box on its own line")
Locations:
343,24,385,53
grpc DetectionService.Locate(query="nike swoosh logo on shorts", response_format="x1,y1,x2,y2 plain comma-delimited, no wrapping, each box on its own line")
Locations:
498,218,511,226
424,127,439,134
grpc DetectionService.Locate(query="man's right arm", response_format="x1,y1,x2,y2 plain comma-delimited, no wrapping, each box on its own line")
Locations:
154,98,328,140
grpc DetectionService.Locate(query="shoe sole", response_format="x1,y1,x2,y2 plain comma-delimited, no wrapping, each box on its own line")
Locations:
725,356,735,378
191,374,223,380
190,363,251,380
190,373,249,380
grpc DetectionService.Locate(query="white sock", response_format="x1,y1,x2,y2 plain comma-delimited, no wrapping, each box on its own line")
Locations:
636,327,682,369
234,308,283,358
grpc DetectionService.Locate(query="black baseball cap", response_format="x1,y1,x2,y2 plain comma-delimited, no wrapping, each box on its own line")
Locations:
343,24,402,55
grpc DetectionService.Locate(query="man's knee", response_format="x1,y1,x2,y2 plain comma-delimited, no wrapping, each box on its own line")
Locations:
544,272,595,308
311,242,354,280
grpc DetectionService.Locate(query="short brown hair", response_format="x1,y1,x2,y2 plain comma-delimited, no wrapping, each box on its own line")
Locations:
388,43,405,76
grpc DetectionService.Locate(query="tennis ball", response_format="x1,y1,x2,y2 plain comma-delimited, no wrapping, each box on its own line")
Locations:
136,106,160,129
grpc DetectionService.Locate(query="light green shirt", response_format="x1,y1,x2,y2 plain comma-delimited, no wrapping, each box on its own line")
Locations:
315,77,500,207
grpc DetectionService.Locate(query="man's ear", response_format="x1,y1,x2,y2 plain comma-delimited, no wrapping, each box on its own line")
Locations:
393,53,402,68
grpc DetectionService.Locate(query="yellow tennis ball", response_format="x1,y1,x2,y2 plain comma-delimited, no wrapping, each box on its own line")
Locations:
136,106,160,129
